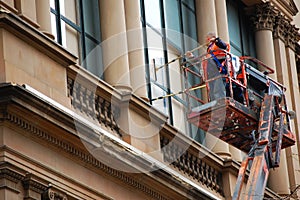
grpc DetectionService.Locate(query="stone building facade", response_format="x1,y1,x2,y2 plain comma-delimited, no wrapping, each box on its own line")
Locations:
0,0,299,199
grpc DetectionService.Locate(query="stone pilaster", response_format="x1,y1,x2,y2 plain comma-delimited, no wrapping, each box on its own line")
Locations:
14,0,39,28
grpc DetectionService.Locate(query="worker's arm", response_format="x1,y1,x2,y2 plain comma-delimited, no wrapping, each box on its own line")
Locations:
214,37,228,50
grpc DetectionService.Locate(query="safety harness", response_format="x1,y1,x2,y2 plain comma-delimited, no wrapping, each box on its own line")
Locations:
210,52,227,74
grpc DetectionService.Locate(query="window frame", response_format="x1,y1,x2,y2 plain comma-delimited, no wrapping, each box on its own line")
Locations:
140,0,197,126
50,0,102,74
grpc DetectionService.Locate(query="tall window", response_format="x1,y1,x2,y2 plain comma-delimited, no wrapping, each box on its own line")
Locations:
226,0,256,57
141,0,198,132
50,0,103,78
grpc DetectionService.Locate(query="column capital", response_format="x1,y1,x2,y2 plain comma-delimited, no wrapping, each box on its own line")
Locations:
273,14,289,41
285,23,300,51
252,3,277,32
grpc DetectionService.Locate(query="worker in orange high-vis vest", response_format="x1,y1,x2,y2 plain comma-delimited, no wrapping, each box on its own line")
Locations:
205,32,230,101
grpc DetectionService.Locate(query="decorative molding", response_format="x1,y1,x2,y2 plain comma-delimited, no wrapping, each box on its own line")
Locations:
0,166,24,194
23,173,48,194
0,168,24,183
42,187,68,200
273,14,289,40
5,112,169,200
252,3,278,31
285,23,300,51
275,0,298,17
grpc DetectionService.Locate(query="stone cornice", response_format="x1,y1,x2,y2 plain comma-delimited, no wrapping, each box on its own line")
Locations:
0,83,222,200
252,2,278,31
0,162,26,194
271,0,298,20
4,111,169,200
0,166,24,183
23,173,48,194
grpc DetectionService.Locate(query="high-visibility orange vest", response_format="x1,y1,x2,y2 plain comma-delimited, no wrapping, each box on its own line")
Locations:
207,41,230,58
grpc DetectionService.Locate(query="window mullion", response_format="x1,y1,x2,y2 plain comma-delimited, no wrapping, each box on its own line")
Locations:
55,0,62,44
140,0,153,103
159,0,174,125
77,0,87,66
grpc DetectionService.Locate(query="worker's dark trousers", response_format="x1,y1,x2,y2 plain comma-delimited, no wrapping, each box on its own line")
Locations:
207,58,226,101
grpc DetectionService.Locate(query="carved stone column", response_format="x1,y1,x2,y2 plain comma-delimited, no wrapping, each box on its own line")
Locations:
15,0,39,28
252,3,277,79
253,4,291,195
195,0,218,45
99,0,132,93
214,0,230,42
36,0,54,39
124,0,148,100
215,0,241,162
195,0,231,160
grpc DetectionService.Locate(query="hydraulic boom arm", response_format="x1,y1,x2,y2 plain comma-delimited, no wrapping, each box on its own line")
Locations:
233,94,286,200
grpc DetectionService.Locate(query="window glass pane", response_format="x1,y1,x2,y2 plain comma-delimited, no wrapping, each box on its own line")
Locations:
50,13,58,42
227,0,256,57
227,0,242,54
142,0,198,129
83,37,103,78
182,3,198,51
164,0,181,49
146,23,164,85
65,23,79,56
144,0,161,29
64,0,77,25
182,0,195,11
61,20,67,47
241,16,256,57
50,0,55,8
151,56,169,115
50,0,104,79
83,0,101,40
